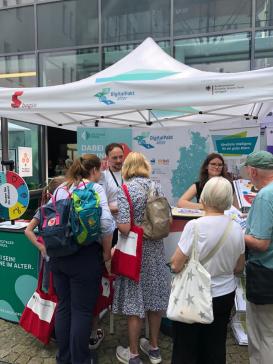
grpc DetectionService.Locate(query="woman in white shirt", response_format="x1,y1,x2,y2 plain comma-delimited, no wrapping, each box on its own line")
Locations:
171,176,245,364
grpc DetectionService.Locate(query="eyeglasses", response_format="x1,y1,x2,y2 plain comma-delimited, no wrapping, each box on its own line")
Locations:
209,163,224,168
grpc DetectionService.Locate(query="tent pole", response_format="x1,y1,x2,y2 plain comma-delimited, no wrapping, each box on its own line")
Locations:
1,117,9,167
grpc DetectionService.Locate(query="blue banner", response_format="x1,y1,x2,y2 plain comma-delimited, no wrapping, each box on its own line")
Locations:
77,128,132,159
215,137,258,155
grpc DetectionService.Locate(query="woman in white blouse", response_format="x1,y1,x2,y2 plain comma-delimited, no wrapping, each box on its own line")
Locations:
171,176,245,364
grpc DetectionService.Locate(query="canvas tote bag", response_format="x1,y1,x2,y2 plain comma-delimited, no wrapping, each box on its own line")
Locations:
111,184,143,282
167,219,232,324
19,261,58,344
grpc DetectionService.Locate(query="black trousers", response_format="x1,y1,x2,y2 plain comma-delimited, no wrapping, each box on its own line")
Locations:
171,291,235,364
50,244,103,364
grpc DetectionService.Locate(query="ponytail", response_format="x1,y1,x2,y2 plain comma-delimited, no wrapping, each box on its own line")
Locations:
66,154,101,185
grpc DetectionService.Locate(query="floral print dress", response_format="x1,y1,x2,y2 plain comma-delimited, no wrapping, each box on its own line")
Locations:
112,177,170,318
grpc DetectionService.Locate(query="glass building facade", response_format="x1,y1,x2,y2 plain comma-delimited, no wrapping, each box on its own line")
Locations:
0,0,272,89
0,0,273,189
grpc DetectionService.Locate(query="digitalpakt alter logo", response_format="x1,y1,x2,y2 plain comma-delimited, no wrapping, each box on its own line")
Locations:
11,91,23,108
94,88,135,105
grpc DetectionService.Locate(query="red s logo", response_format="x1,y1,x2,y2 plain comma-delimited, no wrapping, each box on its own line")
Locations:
11,91,24,108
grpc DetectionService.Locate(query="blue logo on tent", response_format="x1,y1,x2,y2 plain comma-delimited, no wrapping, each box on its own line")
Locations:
94,88,115,105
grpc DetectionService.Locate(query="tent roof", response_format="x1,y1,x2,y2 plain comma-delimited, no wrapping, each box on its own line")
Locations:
0,37,273,130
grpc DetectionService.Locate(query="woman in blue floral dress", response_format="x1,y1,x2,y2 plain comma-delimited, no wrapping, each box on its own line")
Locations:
112,152,170,364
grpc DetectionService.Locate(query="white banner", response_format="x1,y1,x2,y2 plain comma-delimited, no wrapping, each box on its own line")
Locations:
18,147,33,177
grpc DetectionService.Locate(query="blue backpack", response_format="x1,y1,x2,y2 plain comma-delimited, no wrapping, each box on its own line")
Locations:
70,181,102,245
38,189,79,257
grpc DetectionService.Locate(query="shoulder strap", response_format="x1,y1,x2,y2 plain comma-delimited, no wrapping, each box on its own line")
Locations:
122,184,135,228
195,181,201,202
149,181,160,197
201,219,233,265
110,169,122,187
190,221,199,261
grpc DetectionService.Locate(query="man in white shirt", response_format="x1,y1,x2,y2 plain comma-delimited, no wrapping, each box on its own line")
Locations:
100,143,124,246
90,144,124,350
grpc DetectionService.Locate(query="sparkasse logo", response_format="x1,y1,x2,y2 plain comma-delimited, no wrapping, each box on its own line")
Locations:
11,91,23,108
10,91,37,110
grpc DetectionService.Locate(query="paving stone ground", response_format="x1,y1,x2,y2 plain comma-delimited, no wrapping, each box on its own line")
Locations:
0,313,249,364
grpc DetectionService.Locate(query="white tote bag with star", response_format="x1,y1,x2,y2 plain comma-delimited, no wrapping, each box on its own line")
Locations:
167,220,232,324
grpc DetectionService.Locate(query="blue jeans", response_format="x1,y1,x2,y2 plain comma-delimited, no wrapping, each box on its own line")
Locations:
50,243,103,364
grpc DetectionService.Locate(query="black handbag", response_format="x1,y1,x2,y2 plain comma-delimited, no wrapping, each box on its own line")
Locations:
246,261,273,304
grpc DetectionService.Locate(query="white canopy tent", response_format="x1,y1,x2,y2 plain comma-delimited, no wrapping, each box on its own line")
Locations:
0,37,273,130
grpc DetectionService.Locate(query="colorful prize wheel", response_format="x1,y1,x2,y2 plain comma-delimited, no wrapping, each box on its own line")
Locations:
0,171,29,220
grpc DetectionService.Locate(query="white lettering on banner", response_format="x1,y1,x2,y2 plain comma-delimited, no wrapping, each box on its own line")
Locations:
27,292,56,323
1,255,15,262
13,263,33,269
81,144,103,152
0,255,33,269
0,239,14,248
0,307,21,316
116,231,137,256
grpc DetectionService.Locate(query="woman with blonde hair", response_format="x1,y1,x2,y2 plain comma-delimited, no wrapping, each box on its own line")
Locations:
113,152,169,364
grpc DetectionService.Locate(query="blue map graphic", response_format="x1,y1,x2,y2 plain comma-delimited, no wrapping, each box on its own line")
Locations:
172,132,209,198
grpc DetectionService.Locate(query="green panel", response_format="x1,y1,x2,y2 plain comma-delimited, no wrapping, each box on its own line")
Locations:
0,231,39,322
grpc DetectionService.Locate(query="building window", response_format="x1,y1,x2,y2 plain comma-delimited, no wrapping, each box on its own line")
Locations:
0,0,33,8
256,0,273,27
102,40,171,69
102,0,170,43
174,33,251,72
0,54,36,87
37,0,99,49
174,0,251,36
0,6,35,53
102,44,138,69
39,48,99,86
255,29,273,68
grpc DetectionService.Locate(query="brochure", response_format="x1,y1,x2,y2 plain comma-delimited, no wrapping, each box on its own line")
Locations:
233,179,257,212
172,207,204,217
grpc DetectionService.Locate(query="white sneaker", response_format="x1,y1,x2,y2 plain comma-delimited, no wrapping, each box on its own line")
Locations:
116,346,143,364
139,338,162,364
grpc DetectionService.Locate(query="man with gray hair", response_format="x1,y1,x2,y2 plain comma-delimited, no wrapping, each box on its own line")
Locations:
244,151,273,364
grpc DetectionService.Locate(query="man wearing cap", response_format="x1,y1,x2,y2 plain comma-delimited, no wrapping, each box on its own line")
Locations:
244,151,273,364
